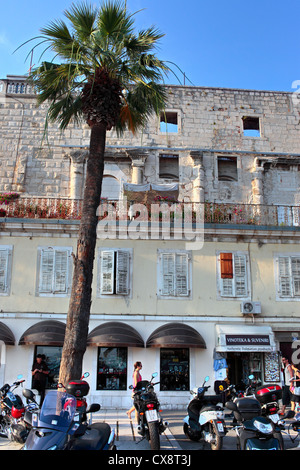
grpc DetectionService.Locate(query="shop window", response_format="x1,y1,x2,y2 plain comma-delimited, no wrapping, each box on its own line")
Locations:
160,111,178,133
242,116,260,137
98,248,132,296
160,348,189,391
217,156,238,181
217,251,250,298
33,345,63,390
158,250,191,298
159,154,179,180
97,347,127,391
0,245,13,295
37,246,72,296
275,254,300,299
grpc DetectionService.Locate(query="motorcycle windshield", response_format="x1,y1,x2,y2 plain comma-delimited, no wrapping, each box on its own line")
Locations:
35,391,77,431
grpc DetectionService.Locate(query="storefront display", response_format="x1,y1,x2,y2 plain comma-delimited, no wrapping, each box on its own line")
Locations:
97,347,127,390
160,348,189,391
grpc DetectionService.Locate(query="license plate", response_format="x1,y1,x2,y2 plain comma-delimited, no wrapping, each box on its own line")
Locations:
269,414,279,423
145,409,158,422
217,421,224,432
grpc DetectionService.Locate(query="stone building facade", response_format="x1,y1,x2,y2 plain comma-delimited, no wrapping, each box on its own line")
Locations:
0,75,299,409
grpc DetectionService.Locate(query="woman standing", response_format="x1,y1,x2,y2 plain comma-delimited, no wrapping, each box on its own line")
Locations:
290,364,300,412
126,362,142,419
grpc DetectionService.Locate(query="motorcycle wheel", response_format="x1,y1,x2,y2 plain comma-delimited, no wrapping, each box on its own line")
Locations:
209,422,223,451
0,416,11,439
183,423,201,441
148,422,160,450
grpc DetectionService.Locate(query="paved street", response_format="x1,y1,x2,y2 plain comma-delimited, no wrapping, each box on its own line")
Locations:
0,409,300,451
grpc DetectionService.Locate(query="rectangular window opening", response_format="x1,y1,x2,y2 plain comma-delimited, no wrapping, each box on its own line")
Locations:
243,116,260,137
217,157,238,181
160,112,178,133
159,154,179,180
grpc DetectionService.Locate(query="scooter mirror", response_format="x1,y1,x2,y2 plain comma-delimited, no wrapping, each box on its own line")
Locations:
17,374,23,380
129,385,133,390
204,376,210,382
248,374,254,380
82,372,90,378
152,372,158,378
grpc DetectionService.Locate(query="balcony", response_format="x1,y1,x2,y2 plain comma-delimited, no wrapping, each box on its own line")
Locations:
0,196,299,228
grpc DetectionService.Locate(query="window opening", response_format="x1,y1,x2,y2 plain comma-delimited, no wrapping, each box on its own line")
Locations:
160,112,178,133
159,154,179,180
217,156,238,181
243,116,260,137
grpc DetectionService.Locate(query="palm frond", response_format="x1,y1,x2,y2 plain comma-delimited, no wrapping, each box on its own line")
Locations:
22,0,171,135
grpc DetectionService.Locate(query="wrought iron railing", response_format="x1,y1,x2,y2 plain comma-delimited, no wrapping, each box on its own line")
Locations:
0,196,299,227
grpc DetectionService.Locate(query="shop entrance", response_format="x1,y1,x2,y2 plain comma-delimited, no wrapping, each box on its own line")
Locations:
227,352,263,391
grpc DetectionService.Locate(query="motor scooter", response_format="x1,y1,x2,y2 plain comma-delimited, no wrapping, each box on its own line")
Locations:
183,376,227,450
23,389,115,450
225,395,284,450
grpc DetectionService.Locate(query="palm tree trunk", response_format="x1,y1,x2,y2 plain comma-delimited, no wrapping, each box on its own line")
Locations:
59,122,106,384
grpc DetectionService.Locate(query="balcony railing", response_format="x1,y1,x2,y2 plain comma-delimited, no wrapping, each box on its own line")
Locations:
0,197,299,228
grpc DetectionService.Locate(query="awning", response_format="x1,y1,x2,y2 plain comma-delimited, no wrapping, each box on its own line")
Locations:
0,322,15,345
87,322,144,348
146,323,206,348
18,320,66,346
216,324,276,352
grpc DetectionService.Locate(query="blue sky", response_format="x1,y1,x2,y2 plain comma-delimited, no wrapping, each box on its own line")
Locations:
1,0,299,92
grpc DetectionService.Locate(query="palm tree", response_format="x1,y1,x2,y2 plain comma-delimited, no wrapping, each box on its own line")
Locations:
26,1,169,383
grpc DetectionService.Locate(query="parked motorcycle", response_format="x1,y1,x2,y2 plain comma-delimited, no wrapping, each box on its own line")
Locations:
60,372,91,425
130,372,168,450
0,374,29,443
183,375,227,450
23,389,115,450
225,395,284,450
255,383,283,425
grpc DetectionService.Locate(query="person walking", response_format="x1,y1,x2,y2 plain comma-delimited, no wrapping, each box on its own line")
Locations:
126,361,142,420
280,356,293,415
31,354,49,405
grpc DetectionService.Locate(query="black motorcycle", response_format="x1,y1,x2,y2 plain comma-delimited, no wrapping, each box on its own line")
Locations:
225,395,284,450
130,372,168,450
23,389,115,450
183,376,227,450
0,375,29,443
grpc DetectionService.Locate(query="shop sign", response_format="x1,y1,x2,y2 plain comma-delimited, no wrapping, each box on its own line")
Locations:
226,334,270,347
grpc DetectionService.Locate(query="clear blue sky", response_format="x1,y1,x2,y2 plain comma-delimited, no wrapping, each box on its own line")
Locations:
1,0,299,92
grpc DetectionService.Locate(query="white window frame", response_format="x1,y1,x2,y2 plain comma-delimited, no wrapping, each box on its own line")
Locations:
157,250,192,299
216,250,251,300
97,248,133,297
0,245,13,296
274,253,300,301
36,246,73,297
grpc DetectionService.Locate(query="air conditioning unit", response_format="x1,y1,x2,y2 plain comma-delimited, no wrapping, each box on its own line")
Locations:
240,301,261,315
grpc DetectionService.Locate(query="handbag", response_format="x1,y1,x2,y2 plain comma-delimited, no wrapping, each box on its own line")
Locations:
294,386,300,395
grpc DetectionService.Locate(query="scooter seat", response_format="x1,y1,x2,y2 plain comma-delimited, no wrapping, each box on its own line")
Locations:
69,422,112,450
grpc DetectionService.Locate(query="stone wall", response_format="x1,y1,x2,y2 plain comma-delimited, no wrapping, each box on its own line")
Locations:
1,76,300,205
